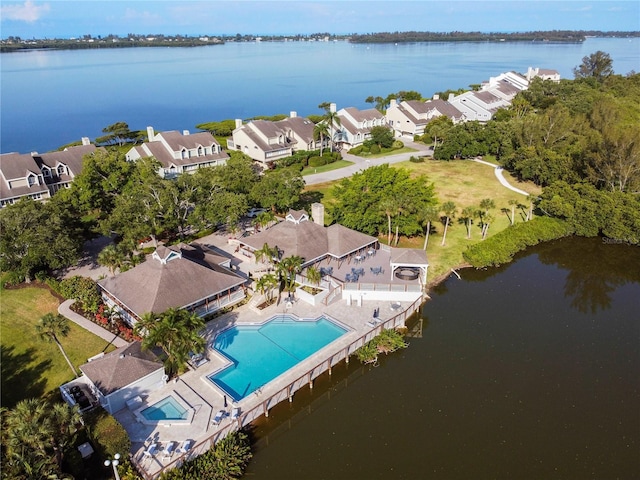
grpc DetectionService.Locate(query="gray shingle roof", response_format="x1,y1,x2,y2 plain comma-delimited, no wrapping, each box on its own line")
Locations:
240,214,377,264
80,342,163,396
34,144,99,177
390,248,428,266
98,247,245,318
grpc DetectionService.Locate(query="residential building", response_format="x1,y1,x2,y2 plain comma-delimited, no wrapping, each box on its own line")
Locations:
98,243,247,325
228,112,318,165
1,140,99,207
526,67,561,82
126,127,229,178
386,98,465,137
333,105,387,149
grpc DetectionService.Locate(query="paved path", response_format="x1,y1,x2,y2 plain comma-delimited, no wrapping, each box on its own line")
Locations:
58,299,129,348
304,138,432,185
470,157,530,196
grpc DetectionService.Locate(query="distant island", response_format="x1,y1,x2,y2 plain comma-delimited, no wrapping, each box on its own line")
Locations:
1,30,638,52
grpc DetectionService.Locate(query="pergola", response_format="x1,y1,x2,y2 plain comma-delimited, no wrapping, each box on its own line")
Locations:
389,248,429,285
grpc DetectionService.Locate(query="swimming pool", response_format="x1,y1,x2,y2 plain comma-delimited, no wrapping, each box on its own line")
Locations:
208,314,348,401
139,395,191,423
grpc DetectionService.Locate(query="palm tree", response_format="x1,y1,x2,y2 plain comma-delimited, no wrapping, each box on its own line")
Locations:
508,199,518,225
379,197,398,245
313,122,329,157
319,102,341,152
305,265,322,286
461,206,476,239
419,205,439,250
278,255,304,299
49,403,82,469
2,399,58,478
479,198,496,239
440,201,457,246
252,210,276,232
254,242,277,265
97,244,124,276
36,314,78,377
255,273,278,304
135,308,206,376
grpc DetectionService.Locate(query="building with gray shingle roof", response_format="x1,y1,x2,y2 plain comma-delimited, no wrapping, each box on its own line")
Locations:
230,112,318,165
98,243,246,325
334,106,386,149
386,98,464,136
239,208,378,266
78,341,165,414
126,127,229,178
1,142,100,207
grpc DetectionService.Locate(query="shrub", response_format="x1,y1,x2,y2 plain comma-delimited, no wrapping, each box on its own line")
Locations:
348,146,363,155
308,156,327,168
58,276,102,313
159,430,252,480
409,156,425,163
369,144,381,154
392,140,404,149
462,217,575,268
354,328,408,365
85,408,131,459
1,270,25,287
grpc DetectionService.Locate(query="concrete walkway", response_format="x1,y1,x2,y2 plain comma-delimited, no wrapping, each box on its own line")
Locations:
304,138,432,185
470,157,530,196
58,299,129,348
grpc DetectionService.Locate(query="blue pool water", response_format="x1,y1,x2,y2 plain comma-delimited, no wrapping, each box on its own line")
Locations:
208,315,348,401
140,396,189,421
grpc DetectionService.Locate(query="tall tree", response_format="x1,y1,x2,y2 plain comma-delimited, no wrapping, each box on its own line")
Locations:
479,198,496,239
573,50,614,82
313,122,329,156
440,201,457,246
319,102,342,152
0,199,83,282
250,169,304,213
255,273,278,304
460,206,476,239
277,255,304,299
135,308,206,376
419,205,440,250
35,314,78,378
97,244,125,276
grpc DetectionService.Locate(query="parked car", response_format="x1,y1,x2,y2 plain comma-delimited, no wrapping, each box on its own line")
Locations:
246,207,266,218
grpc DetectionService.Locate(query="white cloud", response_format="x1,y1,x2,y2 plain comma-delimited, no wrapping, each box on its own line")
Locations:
0,1,50,22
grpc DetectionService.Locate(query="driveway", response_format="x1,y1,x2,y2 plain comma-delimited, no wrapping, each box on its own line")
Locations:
304,137,432,185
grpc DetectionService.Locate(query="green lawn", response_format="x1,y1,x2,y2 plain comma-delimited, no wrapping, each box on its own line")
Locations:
301,159,353,176
350,146,417,158
0,281,116,407
305,158,542,282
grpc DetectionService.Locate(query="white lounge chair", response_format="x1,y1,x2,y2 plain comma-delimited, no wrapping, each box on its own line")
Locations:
143,443,158,458
212,409,225,425
176,439,193,454
161,441,176,460
231,407,240,421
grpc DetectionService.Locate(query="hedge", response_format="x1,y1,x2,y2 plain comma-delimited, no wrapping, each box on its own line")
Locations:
462,217,575,268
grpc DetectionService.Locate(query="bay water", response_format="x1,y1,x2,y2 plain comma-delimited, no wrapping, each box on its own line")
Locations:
1,37,638,154
245,237,640,479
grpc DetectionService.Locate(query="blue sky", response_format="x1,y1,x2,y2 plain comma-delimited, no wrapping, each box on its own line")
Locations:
1,1,639,38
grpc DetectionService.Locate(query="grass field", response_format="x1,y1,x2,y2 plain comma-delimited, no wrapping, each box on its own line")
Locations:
0,281,116,407
305,158,542,280
301,159,353,176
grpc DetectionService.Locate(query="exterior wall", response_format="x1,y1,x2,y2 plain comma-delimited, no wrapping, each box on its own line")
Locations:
449,94,493,122
230,128,269,162
100,369,167,414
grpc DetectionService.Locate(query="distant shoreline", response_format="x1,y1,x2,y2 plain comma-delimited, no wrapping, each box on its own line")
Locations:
2,30,638,53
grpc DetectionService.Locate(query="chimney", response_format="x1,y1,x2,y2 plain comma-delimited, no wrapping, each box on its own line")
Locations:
330,103,336,113
389,99,397,108
147,126,155,142
235,119,242,129
290,111,297,118
183,130,190,136
432,94,440,100
81,137,90,146
311,202,325,226
447,93,455,101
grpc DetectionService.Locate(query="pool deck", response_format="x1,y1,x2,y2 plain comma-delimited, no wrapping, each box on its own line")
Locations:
117,230,425,479
120,294,419,478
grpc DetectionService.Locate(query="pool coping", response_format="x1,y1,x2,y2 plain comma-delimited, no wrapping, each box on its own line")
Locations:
134,391,195,426
205,313,353,401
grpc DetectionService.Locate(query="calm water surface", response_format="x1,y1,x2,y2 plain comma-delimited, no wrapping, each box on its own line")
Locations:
1,38,638,153
244,237,640,479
